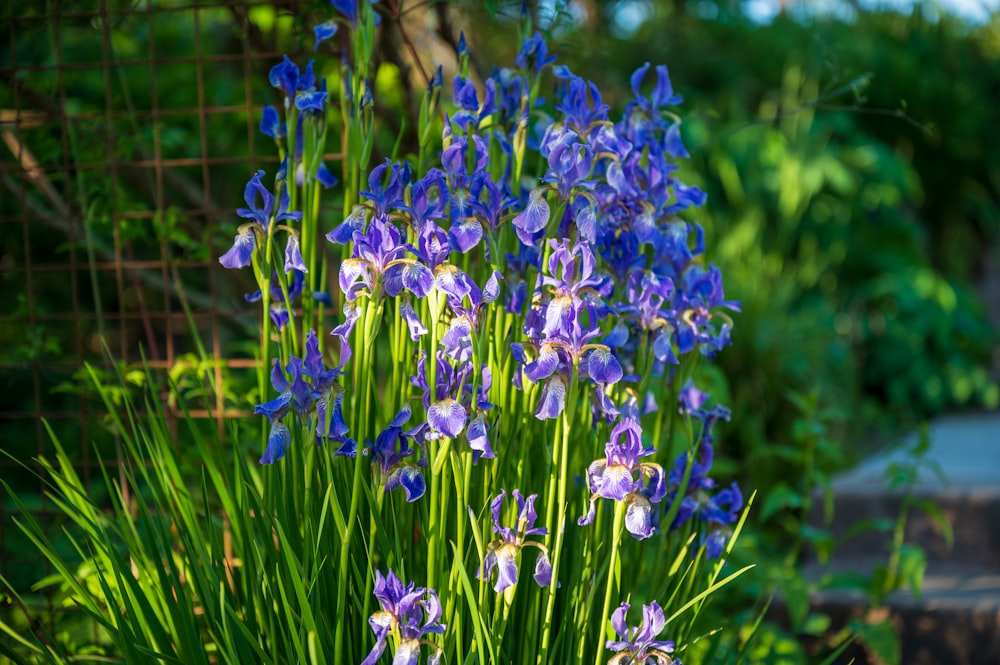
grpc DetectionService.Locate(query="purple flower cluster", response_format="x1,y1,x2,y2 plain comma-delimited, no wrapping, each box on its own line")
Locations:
368,405,428,502
578,416,666,540
665,381,744,558
606,601,679,665
223,25,745,663
362,569,444,665
478,490,553,593
254,328,355,464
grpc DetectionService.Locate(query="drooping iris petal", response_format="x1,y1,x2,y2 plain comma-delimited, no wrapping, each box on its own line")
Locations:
577,498,596,526
524,344,559,382
434,265,471,301
326,206,367,245
542,294,573,337
492,544,519,592
587,346,623,384
440,318,472,362
482,270,502,304
534,375,566,420
399,300,428,340
361,611,391,665
259,105,283,139
254,391,292,422
624,494,655,540
316,163,338,189
295,90,327,112
533,550,553,587
260,421,290,465
219,226,256,269
665,122,689,158
284,234,307,273
339,258,372,299
449,217,483,254
399,261,433,298
466,414,494,461
600,465,634,502
392,642,421,665
512,187,550,245
269,55,299,99
313,20,337,52
427,398,467,438
316,391,350,442
386,465,426,503
652,328,678,364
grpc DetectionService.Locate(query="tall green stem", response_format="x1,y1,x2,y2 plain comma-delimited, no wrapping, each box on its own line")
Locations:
594,501,626,665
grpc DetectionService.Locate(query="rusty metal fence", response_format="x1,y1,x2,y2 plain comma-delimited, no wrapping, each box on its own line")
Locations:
0,0,325,629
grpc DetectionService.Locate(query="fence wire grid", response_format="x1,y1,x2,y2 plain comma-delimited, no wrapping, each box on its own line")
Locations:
0,0,339,633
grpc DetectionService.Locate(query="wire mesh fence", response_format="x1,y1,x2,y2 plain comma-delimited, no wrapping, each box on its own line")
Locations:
0,0,331,634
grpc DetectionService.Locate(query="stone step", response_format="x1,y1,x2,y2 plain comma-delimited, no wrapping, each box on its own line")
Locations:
803,560,1000,665
818,489,1000,569
817,412,1000,569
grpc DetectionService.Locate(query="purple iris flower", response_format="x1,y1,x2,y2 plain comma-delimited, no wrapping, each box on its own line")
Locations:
673,264,739,358
283,234,307,273
464,367,496,461
410,169,449,229
438,268,502,334
410,350,494,458
606,601,677,665
268,56,318,107
360,159,408,219
411,350,469,441
618,62,684,156
451,75,498,129
255,330,351,464
663,389,742,557
579,417,666,540
237,170,300,228
540,239,607,337
511,240,621,421
440,134,489,251
515,32,557,73
369,405,428,502
302,325,354,452
329,209,433,302
470,171,516,234
616,269,679,368
490,67,529,129
553,71,610,136
362,569,444,665
478,490,553,593
540,126,595,199
220,171,302,271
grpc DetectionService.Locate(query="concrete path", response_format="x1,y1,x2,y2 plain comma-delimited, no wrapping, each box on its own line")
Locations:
832,411,1000,496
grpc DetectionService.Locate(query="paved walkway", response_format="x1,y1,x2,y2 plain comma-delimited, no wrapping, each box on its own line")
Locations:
832,411,1000,496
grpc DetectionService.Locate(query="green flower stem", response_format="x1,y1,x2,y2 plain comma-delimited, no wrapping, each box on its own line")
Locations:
594,500,626,665
333,296,378,665
426,291,444,592
538,370,580,664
